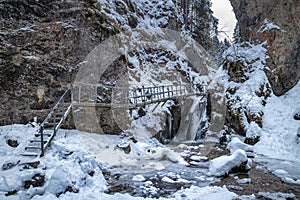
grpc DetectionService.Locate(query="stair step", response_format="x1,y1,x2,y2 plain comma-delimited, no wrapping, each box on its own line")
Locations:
21,152,40,157
35,133,52,137
25,145,41,150
30,139,48,143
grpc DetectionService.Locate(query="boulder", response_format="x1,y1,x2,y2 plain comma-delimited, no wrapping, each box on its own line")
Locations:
209,149,250,177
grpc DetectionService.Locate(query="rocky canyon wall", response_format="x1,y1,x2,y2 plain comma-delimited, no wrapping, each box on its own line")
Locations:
0,0,139,125
230,0,300,96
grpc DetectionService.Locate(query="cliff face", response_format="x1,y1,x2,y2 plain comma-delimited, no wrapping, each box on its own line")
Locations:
230,0,300,96
0,0,183,125
0,0,115,125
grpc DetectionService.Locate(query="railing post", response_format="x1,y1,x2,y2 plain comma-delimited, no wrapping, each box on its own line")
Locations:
53,111,56,135
95,85,97,103
40,126,44,157
71,85,74,105
62,97,65,120
111,87,114,107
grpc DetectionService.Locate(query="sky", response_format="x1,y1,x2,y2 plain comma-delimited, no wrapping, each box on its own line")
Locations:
211,0,237,42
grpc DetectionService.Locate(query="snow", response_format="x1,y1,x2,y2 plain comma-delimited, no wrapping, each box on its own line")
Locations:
190,155,208,162
258,192,296,200
223,39,300,183
23,56,40,61
227,137,254,153
246,122,262,139
209,149,248,177
172,185,238,200
0,124,246,199
254,80,300,182
132,175,146,182
234,177,251,184
257,19,283,33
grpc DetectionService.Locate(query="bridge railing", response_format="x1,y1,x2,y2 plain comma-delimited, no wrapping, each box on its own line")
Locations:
72,82,205,108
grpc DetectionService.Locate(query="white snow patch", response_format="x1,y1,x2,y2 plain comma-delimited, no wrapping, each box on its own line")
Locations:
258,192,296,200
257,19,283,33
190,155,208,162
246,122,262,139
172,185,238,200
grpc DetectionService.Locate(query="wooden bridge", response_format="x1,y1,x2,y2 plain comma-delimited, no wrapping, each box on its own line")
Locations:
20,83,205,156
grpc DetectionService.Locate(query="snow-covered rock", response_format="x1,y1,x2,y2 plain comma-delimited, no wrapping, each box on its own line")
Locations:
132,175,146,182
246,122,262,140
209,149,248,177
227,137,254,155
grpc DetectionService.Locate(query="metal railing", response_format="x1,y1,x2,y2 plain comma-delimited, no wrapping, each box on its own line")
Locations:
39,86,73,156
73,82,204,108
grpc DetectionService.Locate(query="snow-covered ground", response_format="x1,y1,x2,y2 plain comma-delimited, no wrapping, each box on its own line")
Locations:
0,124,250,199
255,81,300,184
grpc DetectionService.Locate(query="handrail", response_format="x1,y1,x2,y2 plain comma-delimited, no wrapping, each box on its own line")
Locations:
40,88,71,128
39,86,73,156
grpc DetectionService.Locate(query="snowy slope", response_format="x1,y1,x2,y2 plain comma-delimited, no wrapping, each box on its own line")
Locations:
255,81,300,183
222,41,300,184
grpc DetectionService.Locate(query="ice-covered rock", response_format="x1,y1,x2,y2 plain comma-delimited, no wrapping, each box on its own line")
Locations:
209,149,249,177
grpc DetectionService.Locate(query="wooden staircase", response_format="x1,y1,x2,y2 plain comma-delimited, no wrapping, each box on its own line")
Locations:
21,87,73,157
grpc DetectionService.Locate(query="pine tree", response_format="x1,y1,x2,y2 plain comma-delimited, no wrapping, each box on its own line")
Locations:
178,0,218,50
233,23,242,44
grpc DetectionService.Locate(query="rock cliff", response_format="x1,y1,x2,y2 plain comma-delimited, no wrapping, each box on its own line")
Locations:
230,0,300,96
0,0,181,125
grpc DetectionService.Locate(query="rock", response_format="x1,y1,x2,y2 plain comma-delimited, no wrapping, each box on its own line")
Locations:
2,160,20,170
116,140,131,154
230,0,300,96
245,122,262,145
20,161,40,169
230,158,252,173
227,137,254,155
6,139,19,147
23,173,45,189
209,149,249,177
5,190,18,196
132,175,146,182
294,113,300,120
